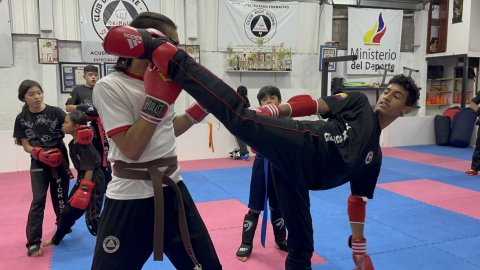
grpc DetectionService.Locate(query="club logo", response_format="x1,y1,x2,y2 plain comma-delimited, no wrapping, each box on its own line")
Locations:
364,13,387,46
92,0,149,40
244,9,277,43
103,236,120,253
365,151,374,164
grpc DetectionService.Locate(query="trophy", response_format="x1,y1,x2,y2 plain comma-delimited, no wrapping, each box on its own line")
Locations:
271,43,277,71
234,52,240,70
240,48,247,70
227,42,233,70
278,42,286,71
266,50,272,71
248,51,254,70
285,47,293,71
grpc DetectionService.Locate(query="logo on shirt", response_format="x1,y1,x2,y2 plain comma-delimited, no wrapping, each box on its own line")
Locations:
365,151,374,164
324,123,352,144
103,236,120,253
334,93,348,101
68,95,72,100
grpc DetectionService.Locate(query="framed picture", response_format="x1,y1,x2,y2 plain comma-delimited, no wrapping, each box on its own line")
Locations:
37,38,59,64
103,63,116,77
59,62,101,93
179,44,201,64
319,45,338,72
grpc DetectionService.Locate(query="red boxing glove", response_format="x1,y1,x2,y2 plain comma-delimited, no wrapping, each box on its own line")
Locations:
185,102,209,124
31,146,43,160
77,125,93,145
141,63,183,124
103,26,178,75
287,95,318,117
37,148,62,167
69,180,96,210
250,103,282,118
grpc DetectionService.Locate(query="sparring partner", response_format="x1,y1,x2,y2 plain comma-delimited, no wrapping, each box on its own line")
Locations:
230,86,251,160
42,111,105,247
102,26,420,270
65,65,112,190
13,80,70,257
466,91,480,175
90,12,221,270
236,86,288,262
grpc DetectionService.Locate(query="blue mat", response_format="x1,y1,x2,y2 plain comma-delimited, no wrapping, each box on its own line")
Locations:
398,144,474,161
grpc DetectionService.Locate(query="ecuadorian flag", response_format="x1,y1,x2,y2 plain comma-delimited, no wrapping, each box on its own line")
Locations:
334,93,348,101
67,95,72,100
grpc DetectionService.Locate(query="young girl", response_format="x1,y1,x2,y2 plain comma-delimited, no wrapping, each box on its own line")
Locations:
13,80,71,257
42,111,105,247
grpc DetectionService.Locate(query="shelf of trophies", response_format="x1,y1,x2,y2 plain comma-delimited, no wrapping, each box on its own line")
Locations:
225,39,293,73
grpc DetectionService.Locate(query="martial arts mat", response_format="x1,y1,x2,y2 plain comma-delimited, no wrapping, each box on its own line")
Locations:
1,145,479,270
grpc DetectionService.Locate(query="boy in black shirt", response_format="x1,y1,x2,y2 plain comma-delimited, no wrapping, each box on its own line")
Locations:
13,80,70,257
466,92,480,175
104,25,420,270
42,111,105,247
65,65,111,202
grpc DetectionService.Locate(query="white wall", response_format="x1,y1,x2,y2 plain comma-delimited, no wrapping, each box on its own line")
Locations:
381,116,435,147
446,0,471,55
469,0,480,52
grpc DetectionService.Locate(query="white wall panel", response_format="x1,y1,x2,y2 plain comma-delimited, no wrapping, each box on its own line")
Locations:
9,0,40,34
197,0,218,51
160,0,186,44
53,0,80,41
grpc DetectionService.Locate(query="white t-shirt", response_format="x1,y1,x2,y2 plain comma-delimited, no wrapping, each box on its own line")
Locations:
92,71,182,200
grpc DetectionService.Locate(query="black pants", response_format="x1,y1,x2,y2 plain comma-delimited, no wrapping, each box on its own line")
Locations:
236,137,249,156
472,125,480,170
91,181,222,270
90,119,112,186
26,158,70,248
169,50,318,269
248,155,280,212
52,168,105,245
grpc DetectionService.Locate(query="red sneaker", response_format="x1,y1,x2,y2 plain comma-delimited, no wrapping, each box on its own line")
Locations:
466,170,478,176
352,254,375,270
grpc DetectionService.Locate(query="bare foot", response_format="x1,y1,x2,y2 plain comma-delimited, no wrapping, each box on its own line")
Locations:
28,249,43,257
236,255,248,262
42,239,53,247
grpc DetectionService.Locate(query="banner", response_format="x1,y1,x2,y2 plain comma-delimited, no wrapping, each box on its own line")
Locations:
79,0,160,63
348,8,403,75
0,0,13,67
217,0,300,52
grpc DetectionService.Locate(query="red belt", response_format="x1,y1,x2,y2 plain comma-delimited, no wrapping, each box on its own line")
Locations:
87,115,107,167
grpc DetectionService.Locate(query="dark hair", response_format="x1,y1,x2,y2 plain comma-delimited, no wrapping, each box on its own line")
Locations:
18,80,43,111
84,65,98,74
257,86,282,105
237,86,250,108
388,74,420,106
15,80,44,145
68,110,88,126
114,12,177,73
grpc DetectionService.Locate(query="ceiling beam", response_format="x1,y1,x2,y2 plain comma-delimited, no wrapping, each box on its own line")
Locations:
326,0,426,10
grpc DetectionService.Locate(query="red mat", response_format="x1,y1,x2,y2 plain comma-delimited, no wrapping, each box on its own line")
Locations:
196,199,327,269
378,179,480,220
0,172,56,270
179,157,254,172
382,147,470,172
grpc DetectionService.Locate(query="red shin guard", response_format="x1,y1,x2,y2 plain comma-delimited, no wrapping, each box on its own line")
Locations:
348,195,366,224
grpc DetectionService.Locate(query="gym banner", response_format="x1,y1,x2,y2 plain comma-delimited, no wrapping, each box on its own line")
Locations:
79,0,160,63
217,0,300,52
348,8,403,75
0,0,13,67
